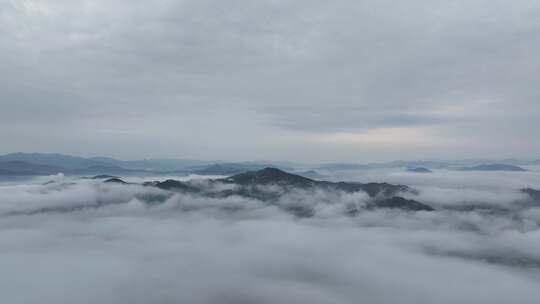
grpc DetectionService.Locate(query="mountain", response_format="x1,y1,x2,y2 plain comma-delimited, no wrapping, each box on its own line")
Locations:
67,165,133,175
522,188,540,202
225,168,421,199
366,196,433,211
0,160,64,175
133,168,433,213
317,160,493,170
104,178,129,185
406,167,433,173
3,152,538,176
294,170,326,180
318,159,540,170
192,163,275,175
382,160,481,169
0,153,208,173
316,163,373,171
0,153,273,175
460,164,527,172
0,153,106,169
0,153,140,176
151,179,204,193
90,175,119,180
222,168,317,188
0,169,16,175
89,157,212,171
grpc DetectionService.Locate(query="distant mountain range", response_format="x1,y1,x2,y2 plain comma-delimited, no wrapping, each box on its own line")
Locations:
406,167,433,173
0,160,65,176
0,152,209,171
0,153,289,176
190,163,282,175
0,152,538,176
459,164,527,172
317,160,539,171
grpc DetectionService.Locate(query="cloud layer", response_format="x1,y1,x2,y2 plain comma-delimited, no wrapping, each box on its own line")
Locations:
1,170,540,303
2,0,540,161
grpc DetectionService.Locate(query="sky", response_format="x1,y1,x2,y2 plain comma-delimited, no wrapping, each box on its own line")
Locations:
1,0,540,162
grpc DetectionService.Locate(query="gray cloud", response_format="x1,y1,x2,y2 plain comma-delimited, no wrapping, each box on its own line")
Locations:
2,170,540,303
323,167,540,207
1,0,540,161
266,106,461,132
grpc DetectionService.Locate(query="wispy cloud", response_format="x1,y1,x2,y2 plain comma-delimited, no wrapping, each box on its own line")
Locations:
1,171,540,303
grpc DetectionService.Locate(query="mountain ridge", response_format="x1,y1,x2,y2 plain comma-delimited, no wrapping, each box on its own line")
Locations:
460,163,527,172
138,167,434,213
1,152,538,176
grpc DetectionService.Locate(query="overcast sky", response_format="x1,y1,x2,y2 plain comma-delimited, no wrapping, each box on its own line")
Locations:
1,0,540,162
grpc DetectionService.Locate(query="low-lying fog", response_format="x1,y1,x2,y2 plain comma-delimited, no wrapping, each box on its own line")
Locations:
1,168,540,304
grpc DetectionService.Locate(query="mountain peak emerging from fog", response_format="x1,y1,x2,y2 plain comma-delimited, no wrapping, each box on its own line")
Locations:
223,167,316,187
406,167,433,173
133,168,433,213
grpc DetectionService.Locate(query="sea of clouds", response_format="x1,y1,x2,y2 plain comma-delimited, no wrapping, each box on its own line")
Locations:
1,169,540,304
